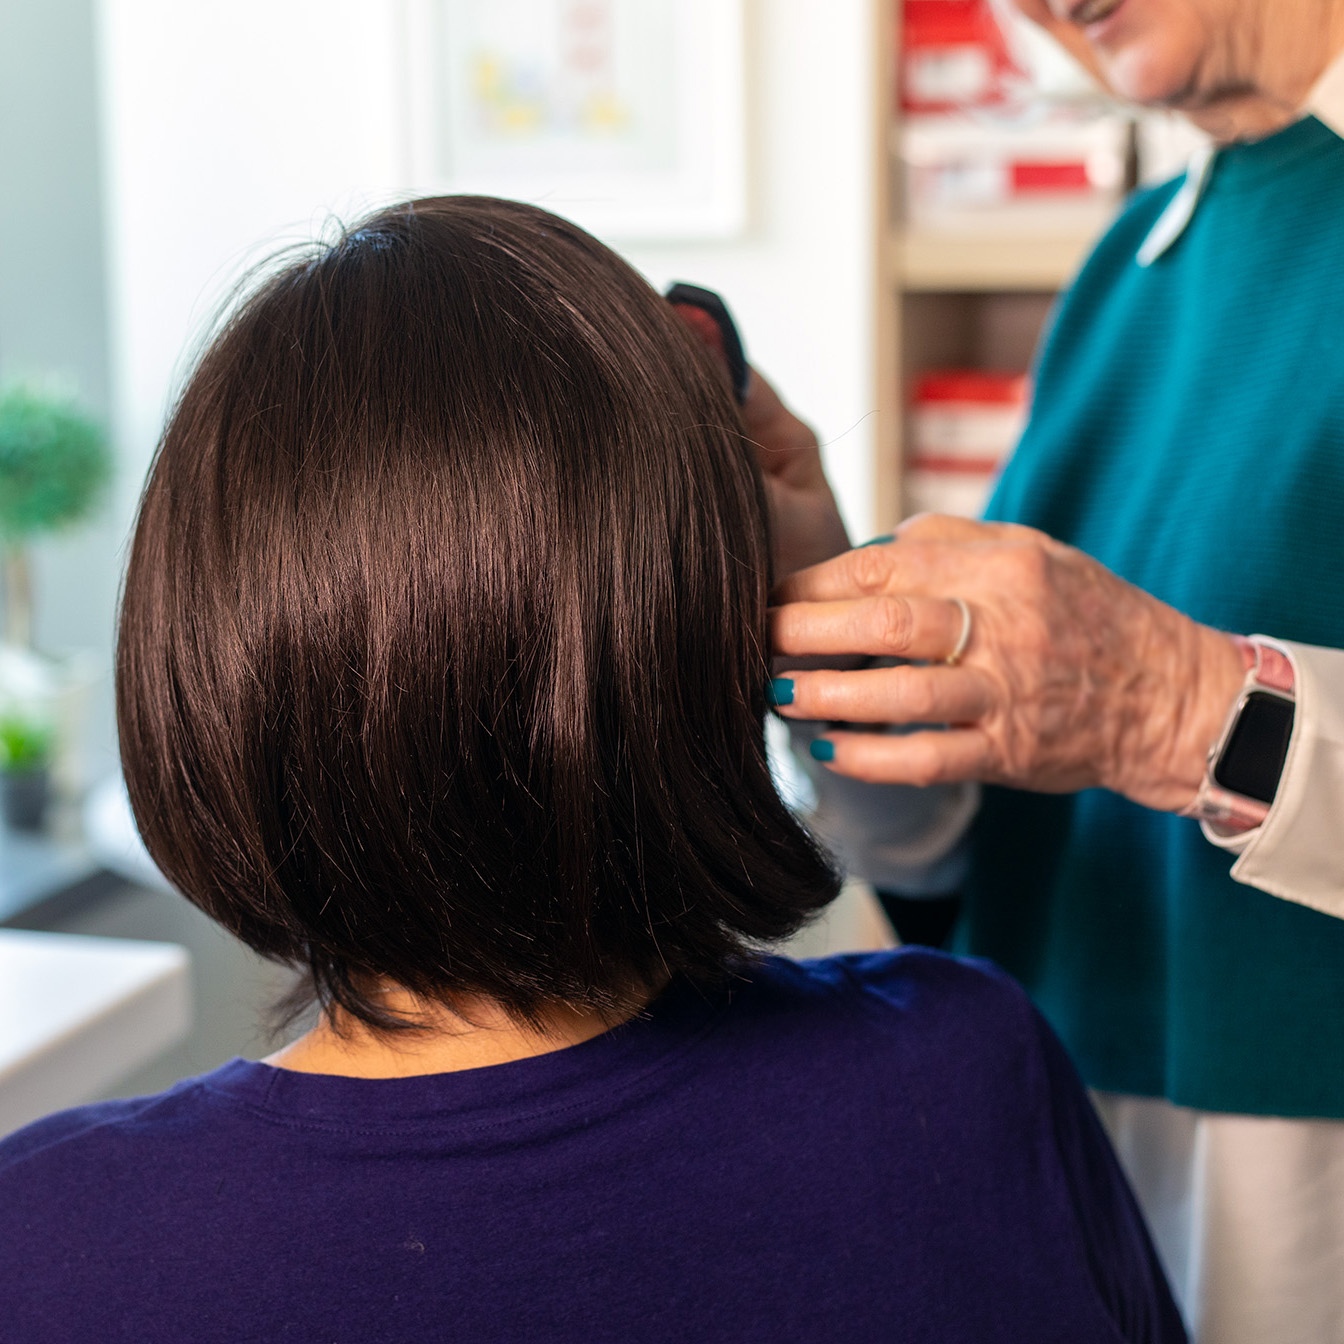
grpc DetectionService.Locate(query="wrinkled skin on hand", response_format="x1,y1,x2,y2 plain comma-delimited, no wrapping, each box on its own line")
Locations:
769,513,1247,814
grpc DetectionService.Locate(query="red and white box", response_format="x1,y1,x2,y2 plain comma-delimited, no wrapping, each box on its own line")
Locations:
898,0,1127,231
900,0,1021,114
900,113,1128,229
904,369,1028,518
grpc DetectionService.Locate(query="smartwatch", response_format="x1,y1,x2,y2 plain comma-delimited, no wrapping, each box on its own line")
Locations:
1183,636,1296,834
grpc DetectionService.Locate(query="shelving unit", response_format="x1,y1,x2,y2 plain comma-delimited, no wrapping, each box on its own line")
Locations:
869,1,1119,531
894,224,1102,291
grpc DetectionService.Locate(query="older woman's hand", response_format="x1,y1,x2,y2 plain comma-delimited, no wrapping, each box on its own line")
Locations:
769,513,1247,814
740,369,851,579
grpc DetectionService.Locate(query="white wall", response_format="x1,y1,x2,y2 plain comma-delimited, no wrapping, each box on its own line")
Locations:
620,2,878,536
96,0,878,544
95,0,408,531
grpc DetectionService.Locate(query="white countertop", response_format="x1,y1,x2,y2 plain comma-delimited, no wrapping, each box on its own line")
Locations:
0,929,191,1137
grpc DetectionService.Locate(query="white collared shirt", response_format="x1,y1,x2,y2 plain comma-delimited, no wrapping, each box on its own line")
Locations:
1309,45,1344,138
1213,643,1344,917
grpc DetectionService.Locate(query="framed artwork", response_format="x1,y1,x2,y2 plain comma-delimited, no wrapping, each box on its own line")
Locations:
401,0,747,240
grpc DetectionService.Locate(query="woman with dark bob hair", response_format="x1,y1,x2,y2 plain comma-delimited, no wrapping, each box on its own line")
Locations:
0,197,1182,1342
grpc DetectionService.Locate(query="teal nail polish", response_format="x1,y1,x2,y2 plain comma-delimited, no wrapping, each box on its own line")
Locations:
859,534,894,548
809,739,835,762
767,677,794,707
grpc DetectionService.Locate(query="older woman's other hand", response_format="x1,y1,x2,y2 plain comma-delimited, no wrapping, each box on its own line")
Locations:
770,514,1246,814
741,369,851,579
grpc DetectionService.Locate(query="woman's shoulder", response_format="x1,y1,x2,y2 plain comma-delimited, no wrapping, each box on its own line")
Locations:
0,1069,227,1199
735,947,1044,1079
749,945,1031,1013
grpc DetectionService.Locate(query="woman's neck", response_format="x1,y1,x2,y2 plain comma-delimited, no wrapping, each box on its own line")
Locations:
266,988,651,1079
1187,3,1344,140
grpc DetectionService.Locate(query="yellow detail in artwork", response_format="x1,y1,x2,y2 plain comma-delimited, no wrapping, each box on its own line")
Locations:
500,102,543,132
472,55,502,101
471,54,543,136
582,91,629,132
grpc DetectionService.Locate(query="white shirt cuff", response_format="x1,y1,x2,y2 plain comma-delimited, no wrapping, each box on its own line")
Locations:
1207,640,1344,918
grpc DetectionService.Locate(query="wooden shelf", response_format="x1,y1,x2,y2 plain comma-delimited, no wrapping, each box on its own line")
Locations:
893,225,1105,292
866,1,1120,529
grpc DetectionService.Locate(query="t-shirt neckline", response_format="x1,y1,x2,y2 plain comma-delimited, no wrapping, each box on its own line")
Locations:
197,970,731,1131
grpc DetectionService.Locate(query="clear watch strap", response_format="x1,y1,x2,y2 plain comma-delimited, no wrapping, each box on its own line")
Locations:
1180,635,1296,834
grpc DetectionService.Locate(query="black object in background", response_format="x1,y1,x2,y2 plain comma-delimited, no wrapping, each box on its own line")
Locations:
875,890,962,949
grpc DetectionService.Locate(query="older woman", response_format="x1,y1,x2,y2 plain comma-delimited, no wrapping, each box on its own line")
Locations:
767,2,1344,1340
0,198,1183,1343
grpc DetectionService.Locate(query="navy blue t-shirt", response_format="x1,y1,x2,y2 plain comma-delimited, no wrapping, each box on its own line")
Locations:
0,951,1184,1342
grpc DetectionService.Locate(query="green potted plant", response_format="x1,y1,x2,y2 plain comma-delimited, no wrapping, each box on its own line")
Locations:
0,385,111,647
0,711,55,830
0,385,112,831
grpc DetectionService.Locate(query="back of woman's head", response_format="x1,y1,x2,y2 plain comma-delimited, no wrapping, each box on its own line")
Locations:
117,196,839,1029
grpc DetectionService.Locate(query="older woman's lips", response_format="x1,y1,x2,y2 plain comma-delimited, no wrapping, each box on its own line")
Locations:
1067,0,1127,27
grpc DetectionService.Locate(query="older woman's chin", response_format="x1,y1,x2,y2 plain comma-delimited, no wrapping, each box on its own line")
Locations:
1095,33,1208,108
1030,0,1202,107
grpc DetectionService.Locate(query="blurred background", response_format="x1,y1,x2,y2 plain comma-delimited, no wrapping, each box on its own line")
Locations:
0,0,1205,1113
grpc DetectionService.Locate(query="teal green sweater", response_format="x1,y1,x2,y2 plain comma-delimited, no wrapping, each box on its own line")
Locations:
968,115,1344,1118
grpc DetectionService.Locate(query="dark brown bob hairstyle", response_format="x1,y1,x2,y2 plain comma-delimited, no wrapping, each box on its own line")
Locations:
117,196,839,1030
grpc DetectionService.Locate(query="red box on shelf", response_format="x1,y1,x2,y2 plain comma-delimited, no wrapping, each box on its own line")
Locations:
900,0,1021,114
905,369,1028,518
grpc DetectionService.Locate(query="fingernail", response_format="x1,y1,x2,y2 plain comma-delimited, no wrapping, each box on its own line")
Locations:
767,677,794,707
809,739,835,762
859,534,894,548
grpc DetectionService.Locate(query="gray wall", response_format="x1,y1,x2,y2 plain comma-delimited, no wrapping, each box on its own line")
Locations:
0,0,120,779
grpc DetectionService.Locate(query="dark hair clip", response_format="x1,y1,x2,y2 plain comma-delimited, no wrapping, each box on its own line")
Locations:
665,282,750,405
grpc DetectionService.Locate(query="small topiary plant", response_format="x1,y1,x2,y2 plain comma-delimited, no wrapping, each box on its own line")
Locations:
0,712,54,774
0,385,112,647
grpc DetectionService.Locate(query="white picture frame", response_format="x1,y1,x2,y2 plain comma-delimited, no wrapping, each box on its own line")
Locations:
401,0,747,241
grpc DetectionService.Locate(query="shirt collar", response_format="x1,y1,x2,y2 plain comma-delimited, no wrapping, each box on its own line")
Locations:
1306,47,1344,138
1137,47,1344,267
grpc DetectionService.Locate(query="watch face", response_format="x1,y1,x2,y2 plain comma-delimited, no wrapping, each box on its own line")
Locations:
1212,691,1295,804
